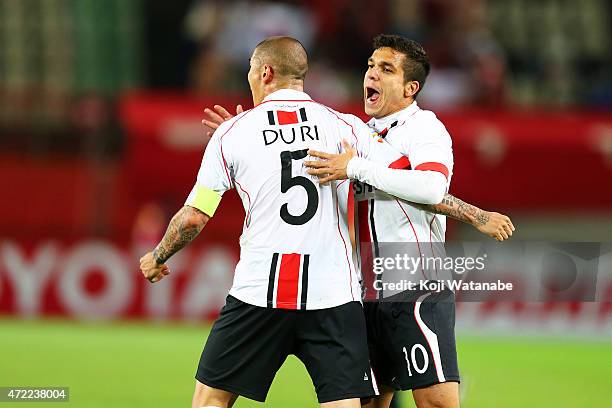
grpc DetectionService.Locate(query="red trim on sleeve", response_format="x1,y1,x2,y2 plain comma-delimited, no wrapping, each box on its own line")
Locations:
415,162,449,179
276,253,301,309
388,156,411,170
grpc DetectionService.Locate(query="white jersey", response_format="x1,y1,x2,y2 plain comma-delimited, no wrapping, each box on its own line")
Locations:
186,89,404,310
354,101,454,247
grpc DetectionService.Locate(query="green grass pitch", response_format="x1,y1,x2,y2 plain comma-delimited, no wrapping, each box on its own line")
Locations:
1,319,610,407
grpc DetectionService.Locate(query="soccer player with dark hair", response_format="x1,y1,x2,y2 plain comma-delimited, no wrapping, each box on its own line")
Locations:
305,34,513,408
139,36,423,408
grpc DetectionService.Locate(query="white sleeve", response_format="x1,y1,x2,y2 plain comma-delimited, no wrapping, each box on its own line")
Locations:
184,129,233,216
347,157,447,204
406,114,453,179
346,114,453,205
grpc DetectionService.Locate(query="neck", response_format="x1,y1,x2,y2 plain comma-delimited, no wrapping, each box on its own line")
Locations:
262,81,304,100
375,98,415,120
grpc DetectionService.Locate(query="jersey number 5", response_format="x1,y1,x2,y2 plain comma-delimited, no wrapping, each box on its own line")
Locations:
280,149,319,225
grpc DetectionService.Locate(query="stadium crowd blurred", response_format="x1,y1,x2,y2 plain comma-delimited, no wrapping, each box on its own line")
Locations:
1,0,611,156
161,0,612,109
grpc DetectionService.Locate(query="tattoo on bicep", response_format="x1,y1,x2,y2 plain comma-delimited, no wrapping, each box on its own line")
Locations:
153,206,206,264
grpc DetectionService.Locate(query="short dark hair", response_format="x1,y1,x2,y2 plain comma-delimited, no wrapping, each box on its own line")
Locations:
373,34,430,96
254,36,308,82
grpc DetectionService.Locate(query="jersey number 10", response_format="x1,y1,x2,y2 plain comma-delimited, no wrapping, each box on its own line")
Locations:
280,149,319,225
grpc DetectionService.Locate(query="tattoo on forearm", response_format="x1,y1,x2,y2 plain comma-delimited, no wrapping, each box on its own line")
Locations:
153,206,207,264
417,194,490,226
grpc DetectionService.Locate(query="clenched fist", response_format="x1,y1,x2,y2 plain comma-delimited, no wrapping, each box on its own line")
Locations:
139,252,170,283
468,211,515,241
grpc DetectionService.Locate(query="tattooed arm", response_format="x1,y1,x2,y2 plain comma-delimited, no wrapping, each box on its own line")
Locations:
414,194,515,241
139,206,210,283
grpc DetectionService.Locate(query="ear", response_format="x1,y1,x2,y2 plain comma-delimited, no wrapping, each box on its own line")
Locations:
262,64,274,84
404,80,420,98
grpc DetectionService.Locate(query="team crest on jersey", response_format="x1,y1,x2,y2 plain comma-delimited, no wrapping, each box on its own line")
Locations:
371,131,384,143
369,120,403,143
267,108,308,125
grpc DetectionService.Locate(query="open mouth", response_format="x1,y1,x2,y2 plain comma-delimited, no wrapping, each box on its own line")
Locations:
365,87,381,104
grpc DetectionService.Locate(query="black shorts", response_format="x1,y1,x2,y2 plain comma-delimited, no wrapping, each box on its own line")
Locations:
196,295,377,403
364,290,460,391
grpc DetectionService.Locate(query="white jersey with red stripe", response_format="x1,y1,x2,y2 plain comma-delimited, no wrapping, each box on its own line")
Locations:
185,89,404,310
355,101,454,247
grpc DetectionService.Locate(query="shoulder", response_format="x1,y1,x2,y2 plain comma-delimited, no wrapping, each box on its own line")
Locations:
324,109,370,133
405,108,452,145
410,108,444,129
218,110,252,134
212,110,252,143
